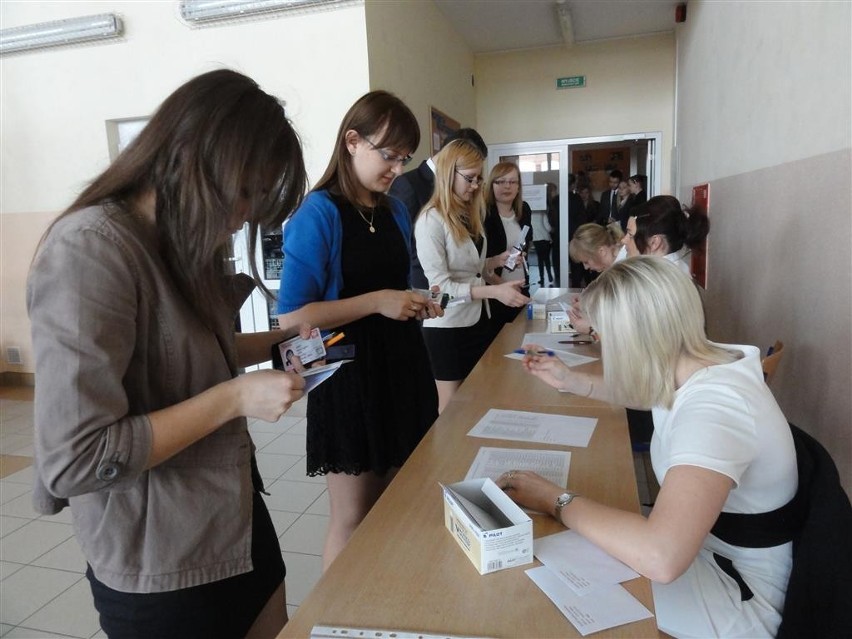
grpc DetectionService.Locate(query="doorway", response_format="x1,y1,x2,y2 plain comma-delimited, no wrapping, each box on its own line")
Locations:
488,132,661,287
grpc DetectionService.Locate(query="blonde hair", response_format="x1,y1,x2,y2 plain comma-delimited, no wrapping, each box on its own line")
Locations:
569,222,624,263
583,256,737,409
484,162,524,222
421,139,485,244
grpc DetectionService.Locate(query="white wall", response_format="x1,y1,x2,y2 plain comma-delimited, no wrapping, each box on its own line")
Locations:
365,0,475,165
0,0,370,373
675,0,852,495
475,34,675,193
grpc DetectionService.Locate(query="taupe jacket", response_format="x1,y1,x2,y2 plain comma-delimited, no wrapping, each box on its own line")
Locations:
27,205,256,593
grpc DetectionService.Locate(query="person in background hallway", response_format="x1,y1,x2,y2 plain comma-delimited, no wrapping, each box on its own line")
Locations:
388,128,488,289
598,169,623,225
617,173,647,231
484,161,533,330
567,174,586,289
415,140,529,413
530,195,554,287
503,257,797,639
623,195,709,277
277,91,441,570
545,182,561,286
578,186,600,227
28,69,308,639
614,178,633,230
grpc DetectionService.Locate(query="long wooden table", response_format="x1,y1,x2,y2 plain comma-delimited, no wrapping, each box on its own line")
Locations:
279,314,657,638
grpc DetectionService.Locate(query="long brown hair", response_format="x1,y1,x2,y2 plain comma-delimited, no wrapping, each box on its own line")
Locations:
313,90,419,207
46,69,306,328
421,139,485,244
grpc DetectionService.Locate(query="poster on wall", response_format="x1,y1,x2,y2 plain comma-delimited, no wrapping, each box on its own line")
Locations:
691,183,709,289
430,107,460,155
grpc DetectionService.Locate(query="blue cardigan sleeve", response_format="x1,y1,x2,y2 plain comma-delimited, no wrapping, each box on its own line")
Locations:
276,191,343,314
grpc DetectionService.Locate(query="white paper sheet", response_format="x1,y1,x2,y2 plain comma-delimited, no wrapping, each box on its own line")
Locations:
464,447,570,487
535,530,639,595
526,566,653,636
301,360,351,392
504,350,598,368
520,332,599,367
467,409,596,448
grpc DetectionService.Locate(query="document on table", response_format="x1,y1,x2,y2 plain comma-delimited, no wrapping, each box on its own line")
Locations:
467,409,596,447
464,447,570,487
301,360,351,392
312,627,494,639
526,566,653,636
517,332,600,367
535,530,639,596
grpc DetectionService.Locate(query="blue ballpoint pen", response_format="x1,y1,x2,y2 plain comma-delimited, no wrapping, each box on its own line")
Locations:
513,348,555,356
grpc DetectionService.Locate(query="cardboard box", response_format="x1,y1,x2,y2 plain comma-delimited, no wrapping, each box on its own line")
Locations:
441,478,533,575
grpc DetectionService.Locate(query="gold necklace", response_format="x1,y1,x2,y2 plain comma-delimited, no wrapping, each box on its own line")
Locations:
356,205,376,233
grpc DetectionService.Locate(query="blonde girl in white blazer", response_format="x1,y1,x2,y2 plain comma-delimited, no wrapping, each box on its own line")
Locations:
415,139,529,412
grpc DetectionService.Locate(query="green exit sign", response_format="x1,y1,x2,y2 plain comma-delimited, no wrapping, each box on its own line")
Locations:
556,75,586,89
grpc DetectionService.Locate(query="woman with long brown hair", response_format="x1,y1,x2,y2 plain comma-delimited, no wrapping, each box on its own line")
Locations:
28,69,308,638
277,91,441,569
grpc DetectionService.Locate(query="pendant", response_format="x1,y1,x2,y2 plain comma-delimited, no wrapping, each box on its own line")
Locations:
369,225,375,233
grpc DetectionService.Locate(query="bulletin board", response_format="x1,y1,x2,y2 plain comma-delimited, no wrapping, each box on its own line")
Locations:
430,107,460,155
691,183,709,289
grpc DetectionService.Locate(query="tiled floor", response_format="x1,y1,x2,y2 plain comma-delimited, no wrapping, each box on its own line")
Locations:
0,388,326,638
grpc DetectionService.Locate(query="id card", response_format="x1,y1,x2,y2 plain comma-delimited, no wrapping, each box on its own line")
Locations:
272,328,326,372
412,288,450,309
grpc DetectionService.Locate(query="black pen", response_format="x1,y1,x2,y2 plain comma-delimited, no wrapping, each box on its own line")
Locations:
558,339,594,344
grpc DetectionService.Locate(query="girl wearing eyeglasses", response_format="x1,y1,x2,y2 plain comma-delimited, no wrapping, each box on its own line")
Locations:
415,140,530,413
277,91,441,570
483,162,533,329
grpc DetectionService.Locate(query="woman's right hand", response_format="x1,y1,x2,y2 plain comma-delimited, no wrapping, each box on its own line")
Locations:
492,280,530,307
522,345,574,391
373,289,425,321
233,370,306,422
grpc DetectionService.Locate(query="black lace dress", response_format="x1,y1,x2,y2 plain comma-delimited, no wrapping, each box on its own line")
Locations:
305,198,438,476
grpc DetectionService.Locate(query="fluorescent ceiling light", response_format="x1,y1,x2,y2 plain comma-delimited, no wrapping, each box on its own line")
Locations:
0,14,123,55
180,0,348,23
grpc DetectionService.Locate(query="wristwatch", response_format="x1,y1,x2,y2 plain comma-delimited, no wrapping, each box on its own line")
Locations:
554,492,578,520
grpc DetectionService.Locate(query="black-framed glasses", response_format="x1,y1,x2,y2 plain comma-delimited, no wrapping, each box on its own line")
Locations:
363,136,413,167
455,169,484,186
493,179,519,187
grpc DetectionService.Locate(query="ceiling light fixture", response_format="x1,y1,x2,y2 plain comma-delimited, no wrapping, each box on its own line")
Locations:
179,0,349,24
555,1,574,47
0,13,123,56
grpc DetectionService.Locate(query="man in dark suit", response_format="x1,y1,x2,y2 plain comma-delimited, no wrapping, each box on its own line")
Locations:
597,169,623,226
389,127,487,289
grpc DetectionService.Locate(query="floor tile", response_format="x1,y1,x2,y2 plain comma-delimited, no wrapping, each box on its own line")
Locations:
0,623,11,637
250,413,303,434
249,430,280,450
1,467,34,486
279,456,325,484
255,453,301,482
0,435,33,457
2,627,82,638
267,510,299,540
0,520,74,564
0,484,29,507
0,491,37,519
0,515,30,538
0,416,33,435
0,565,81,625
281,551,323,606
39,508,73,525
284,418,307,436
0,560,25,581
305,490,329,516
31,537,86,574
286,605,298,621
19,577,100,639
285,397,307,418
259,433,306,456
277,514,328,556
263,480,325,514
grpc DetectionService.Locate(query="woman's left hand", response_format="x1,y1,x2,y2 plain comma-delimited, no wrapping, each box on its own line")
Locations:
496,469,565,518
486,251,509,272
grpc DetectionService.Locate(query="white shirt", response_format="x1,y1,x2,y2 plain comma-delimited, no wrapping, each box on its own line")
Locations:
499,214,525,282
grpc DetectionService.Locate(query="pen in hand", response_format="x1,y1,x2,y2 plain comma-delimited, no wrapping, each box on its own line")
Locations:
513,349,555,356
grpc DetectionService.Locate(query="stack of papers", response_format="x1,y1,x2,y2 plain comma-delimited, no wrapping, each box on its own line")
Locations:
464,447,570,487
527,531,653,635
467,409,596,448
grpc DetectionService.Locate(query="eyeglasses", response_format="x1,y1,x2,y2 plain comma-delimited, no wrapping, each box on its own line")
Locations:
493,179,519,187
363,136,413,167
455,169,484,186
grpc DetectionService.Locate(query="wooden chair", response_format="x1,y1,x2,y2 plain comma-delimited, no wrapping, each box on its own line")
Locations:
761,340,784,383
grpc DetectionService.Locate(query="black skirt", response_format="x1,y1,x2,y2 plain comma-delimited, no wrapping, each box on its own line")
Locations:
422,306,495,381
86,491,285,639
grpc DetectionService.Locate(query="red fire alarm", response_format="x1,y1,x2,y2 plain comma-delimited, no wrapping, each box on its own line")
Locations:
675,3,687,23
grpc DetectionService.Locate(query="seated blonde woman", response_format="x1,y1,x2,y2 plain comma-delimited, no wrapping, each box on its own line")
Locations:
500,257,797,638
